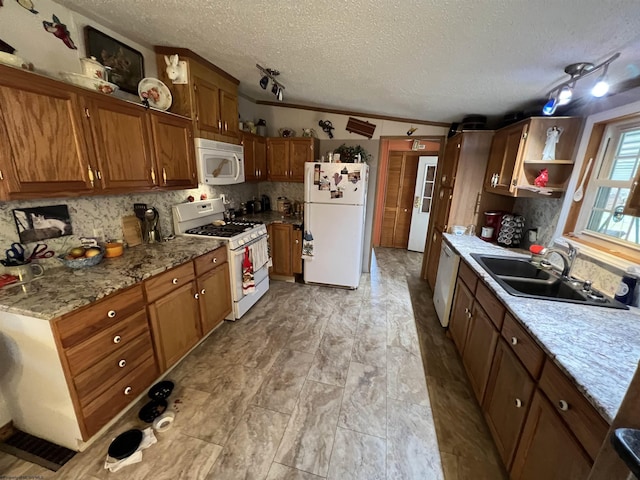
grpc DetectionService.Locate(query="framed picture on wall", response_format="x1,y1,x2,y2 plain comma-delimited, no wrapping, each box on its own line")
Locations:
84,26,144,94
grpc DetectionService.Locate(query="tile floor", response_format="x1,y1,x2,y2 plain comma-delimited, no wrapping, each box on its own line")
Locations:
0,248,507,479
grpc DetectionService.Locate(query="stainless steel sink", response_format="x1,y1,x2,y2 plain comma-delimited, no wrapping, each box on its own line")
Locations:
471,254,628,310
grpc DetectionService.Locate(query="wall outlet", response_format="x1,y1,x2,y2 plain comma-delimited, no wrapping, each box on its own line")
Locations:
527,229,538,243
93,228,105,242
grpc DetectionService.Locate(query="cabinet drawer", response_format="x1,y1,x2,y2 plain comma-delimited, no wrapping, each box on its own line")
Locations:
501,313,545,379
65,309,149,377
144,262,195,303
538,359,608,460
194,246,228,276
475,281,505,329
81,355,158,438
55,285,145,349
458,261,478,292
74,330,154,407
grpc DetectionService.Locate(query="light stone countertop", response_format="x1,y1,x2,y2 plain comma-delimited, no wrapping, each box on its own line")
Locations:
443,233,640,424
0,236,225,321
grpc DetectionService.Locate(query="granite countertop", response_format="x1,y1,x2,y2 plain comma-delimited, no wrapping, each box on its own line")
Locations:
239,210,303,226
0,236,225,321
443,233,640,424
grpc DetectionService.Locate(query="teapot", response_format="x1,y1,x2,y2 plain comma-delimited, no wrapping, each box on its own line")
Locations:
79,56,107,80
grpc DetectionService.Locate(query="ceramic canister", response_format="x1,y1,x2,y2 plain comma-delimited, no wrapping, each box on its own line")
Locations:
80,56,107,80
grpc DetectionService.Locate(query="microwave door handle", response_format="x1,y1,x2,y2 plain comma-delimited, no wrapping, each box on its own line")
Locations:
233,154,241,181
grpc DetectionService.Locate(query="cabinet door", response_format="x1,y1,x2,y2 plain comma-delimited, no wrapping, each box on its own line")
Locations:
271,223,293,276
511,390,592,480
483,339,536,468
193,75,221,135
267,138,289,181
0,78,94,197
485,122,528,194
292,228,302,274
254,136,267,181
441,136,461,188
462,301,499,403
289,138,312,182
149,111,197,188
449,277,474,354
197,263,232,334
425,228,442,290
219,89,238,137
242,134,257,181
148,281,202,372
85,97,155,191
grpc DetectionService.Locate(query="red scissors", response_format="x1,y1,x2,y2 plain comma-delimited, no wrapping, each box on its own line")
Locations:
28,243,54,260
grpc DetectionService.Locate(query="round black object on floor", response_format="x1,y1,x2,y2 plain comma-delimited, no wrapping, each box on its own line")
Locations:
148,380,174,400
138,398,168,423
108,429,143,460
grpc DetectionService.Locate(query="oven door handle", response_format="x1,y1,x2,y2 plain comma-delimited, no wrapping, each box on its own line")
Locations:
230,235,266,253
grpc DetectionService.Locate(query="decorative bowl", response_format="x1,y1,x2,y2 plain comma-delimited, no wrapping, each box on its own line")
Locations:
60,72,119,95
0,52,29,69
58,248,105,269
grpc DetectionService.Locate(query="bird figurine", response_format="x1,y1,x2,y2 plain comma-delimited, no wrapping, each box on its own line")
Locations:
16,0,37,14
42,15,77,50
534,168,549,187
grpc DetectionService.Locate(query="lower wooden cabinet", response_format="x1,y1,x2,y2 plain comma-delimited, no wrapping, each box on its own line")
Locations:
292,227,303,274
483,339,536,468
449,278,474,353
510,390,593,480
148,281,202,372
268,223,303,278
197,262,232,334
462,301,499,403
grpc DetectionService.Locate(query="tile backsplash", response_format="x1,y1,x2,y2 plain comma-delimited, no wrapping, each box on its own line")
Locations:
0,183,257,266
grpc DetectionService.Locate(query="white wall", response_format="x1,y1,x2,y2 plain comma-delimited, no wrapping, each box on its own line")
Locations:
0,0,157,102
0,389,10,427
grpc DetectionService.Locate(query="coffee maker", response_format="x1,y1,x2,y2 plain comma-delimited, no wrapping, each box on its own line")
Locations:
143,207,161,243
481,211,503,242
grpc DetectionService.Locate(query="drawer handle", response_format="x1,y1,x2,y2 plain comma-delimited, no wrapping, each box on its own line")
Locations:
118,359,126,368
113,335,122,344
511,336,518,346
515,398,522,408
201,288,206,295
172,278,178,285
124,386,132,395
194,293,199,299
212,257,217,263
107,310,116,318
558,400,570,411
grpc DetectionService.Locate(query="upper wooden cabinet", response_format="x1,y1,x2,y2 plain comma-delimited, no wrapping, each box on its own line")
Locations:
267,137,319,182
242,132,267,181
0,65,197,200
155,47,240,145
483,117,581,197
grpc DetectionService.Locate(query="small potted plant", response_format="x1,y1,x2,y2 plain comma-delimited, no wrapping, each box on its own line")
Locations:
333,144,370,163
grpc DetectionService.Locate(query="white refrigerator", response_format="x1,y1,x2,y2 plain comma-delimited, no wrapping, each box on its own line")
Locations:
303,162,369,289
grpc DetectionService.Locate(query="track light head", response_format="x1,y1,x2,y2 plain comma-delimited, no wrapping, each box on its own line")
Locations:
557,85,573,106
257,64,286,98
259,75,269,89
591,77,610,97
542,95,558,116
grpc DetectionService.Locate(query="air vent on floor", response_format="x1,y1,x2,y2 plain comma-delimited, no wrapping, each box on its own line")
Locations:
0,430,76,471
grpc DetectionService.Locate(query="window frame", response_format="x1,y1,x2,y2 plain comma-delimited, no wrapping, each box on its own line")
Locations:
556,99,640,266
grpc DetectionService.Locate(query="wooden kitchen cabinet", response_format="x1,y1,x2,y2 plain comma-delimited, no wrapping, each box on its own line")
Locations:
483,117,581,197
510,390,593,480
242,132,267,181
155,47,240,144
449,277,474,353
269,223,294,276
267,137,318,182
483,339,536,468
0,66,94,198
149,110,198,188
292,226,303,274
197,260,232,334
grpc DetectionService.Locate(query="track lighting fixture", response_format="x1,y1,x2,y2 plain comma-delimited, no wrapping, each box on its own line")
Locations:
256,64,285,101
541,52,620,115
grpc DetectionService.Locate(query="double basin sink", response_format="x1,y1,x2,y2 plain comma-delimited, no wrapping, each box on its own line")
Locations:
471,254,628,310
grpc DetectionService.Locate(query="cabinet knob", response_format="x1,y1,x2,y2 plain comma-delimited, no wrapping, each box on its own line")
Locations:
194,293,199,299
295,239,299,244
172,278,178,285
201,288,206,295
511,336,518,345
403,208,408,212
124,386,132,395
107,310,116,318
558,400,570,411
113,335,122,344
212,258,217,263
515,398,522,408
118,359,126,368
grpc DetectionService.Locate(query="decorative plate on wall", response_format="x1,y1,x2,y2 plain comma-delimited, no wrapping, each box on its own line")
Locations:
138,77,172,111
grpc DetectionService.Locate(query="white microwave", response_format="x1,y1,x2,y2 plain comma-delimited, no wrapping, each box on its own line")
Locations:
195,138,245,185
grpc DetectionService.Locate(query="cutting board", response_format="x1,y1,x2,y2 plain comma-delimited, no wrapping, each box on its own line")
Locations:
122,215,143,247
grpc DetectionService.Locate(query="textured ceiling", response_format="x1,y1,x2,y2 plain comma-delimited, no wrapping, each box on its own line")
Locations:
56,0,640,123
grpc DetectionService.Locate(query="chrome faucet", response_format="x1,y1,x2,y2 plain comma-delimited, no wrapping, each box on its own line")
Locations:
542,244,578,278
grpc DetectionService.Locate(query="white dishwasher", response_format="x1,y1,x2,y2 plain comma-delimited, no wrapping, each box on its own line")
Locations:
433,241,460,327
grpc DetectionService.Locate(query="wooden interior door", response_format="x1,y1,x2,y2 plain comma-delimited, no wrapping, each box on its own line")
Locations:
149,111,197,188
380,152,420,248
193,75,221,135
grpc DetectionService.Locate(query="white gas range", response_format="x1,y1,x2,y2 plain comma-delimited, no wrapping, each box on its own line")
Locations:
172,198,269,320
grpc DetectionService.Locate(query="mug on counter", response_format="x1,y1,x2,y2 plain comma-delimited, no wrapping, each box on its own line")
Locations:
5,263,44,284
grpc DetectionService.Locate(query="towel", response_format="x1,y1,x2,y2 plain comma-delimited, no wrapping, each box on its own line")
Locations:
250,237,269,269
242,246,255,294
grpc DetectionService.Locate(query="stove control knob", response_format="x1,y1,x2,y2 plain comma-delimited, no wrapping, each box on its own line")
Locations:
238,239,245,246
251,233,257,239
